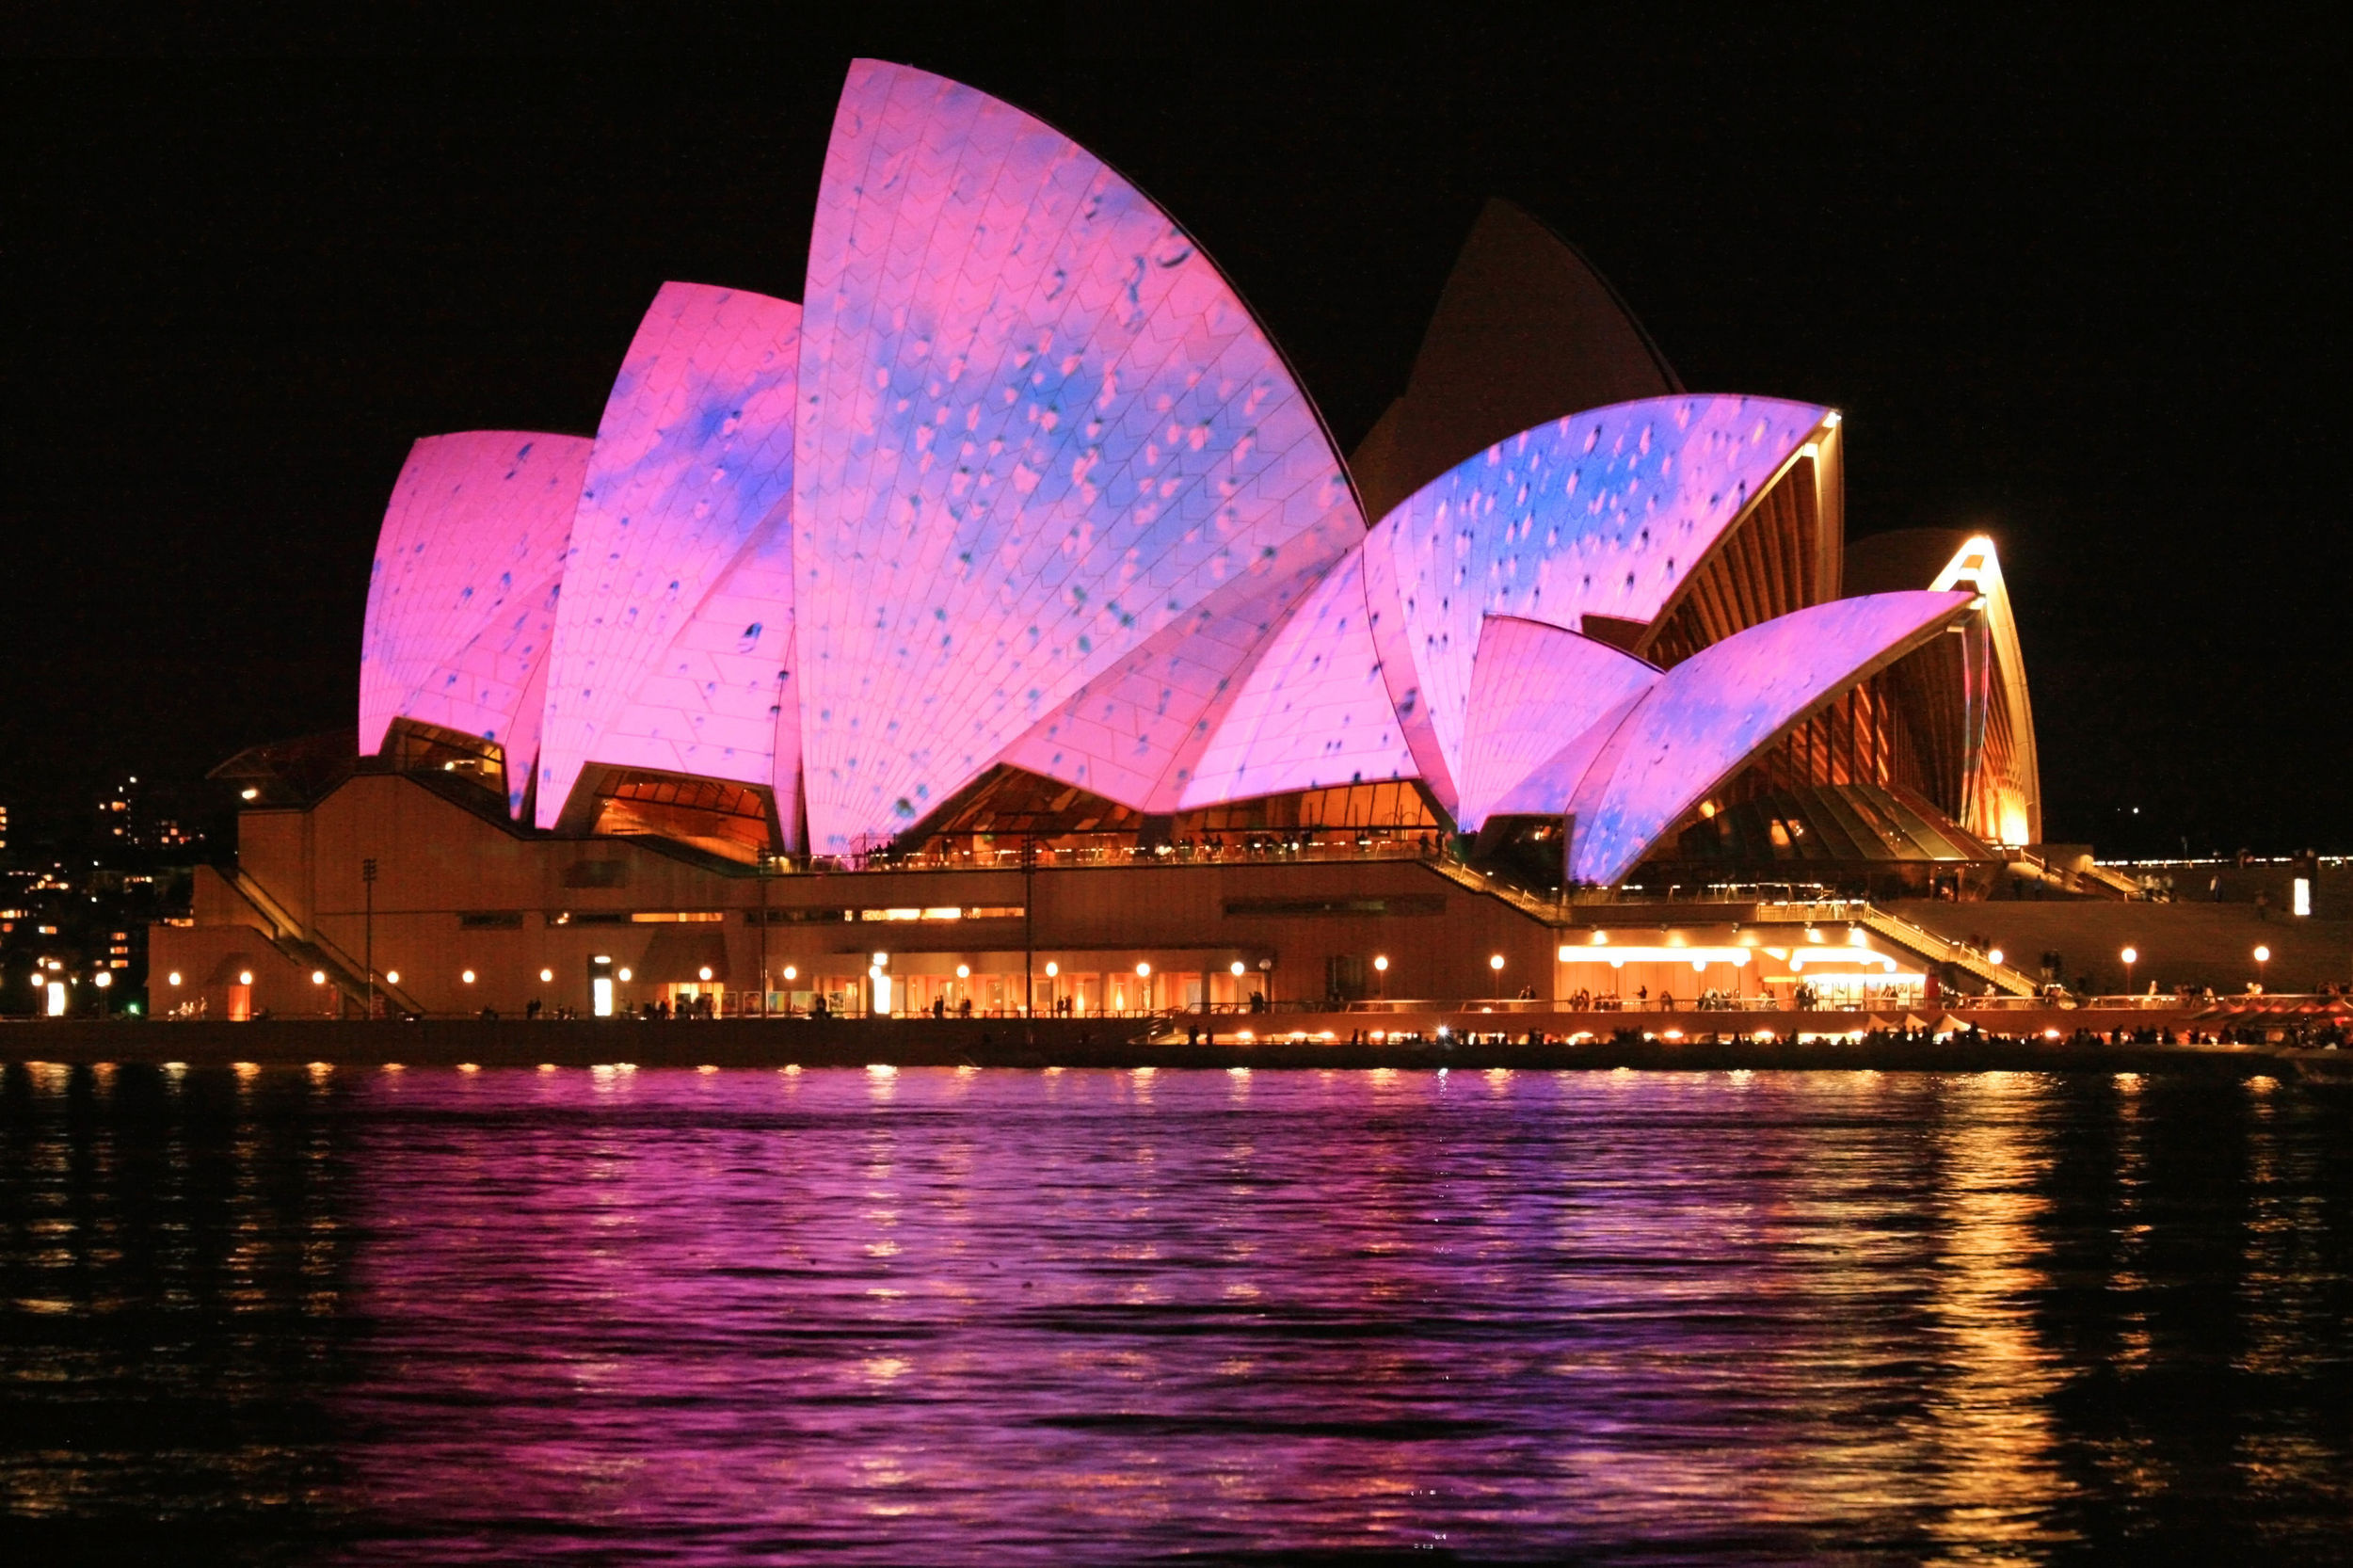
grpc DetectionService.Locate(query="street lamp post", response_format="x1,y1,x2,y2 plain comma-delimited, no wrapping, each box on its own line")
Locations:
1023,833,1037,1029
2121,946,2137,999
2254,944,2270,993
1373,953,1388,1000
362,856,377,1020
1490,952,1506,999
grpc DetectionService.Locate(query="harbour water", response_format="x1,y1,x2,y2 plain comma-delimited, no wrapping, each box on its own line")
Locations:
2,1063,2346,1563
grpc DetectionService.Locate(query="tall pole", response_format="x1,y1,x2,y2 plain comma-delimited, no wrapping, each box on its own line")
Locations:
760,855,771,1017
1023,833,1036,1029
362,856,377,1020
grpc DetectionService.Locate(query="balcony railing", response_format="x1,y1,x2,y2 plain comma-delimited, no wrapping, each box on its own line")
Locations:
780,835,1448,876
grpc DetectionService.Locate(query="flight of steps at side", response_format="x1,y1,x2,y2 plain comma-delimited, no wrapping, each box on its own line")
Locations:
1421,856,1567,922
1745,904,2041,996
228,869,428,1016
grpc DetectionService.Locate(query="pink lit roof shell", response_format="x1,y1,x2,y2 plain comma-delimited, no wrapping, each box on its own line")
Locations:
1362,395,1829,813
351,68,1987,891
1452,616,1660,831
358,431,589,779
791,60,1362,851
1177,547,1417,809
1000,510,1359,811
1485,686,1650,827
596,512,803,835
535,283,801,828
1561,589,1974,886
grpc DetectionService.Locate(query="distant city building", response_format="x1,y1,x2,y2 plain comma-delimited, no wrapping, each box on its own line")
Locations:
100,778,133,846
155,62,2059,1021
0,783,195,1015
94,774,206,860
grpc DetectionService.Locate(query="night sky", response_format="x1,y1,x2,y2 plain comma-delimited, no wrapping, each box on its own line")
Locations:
6,22,2342,856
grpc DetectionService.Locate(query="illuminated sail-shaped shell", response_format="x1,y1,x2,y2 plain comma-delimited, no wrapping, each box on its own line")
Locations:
1485,687,1650,826
1364,395,1831,813
1928,534,2040,846
1000,509,1357,811
1453,616,1659,831
359,432,588,762
536,283,800,827
1564,590,1972,886
594,520,800,803
792,59,1361,851
1178,547,1416,808
414,568,567,819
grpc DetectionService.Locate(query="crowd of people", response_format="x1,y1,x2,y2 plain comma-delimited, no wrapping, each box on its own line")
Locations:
1552,985,1793,1013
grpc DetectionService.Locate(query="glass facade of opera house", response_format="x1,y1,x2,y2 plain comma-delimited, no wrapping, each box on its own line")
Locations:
152,61,2050,1022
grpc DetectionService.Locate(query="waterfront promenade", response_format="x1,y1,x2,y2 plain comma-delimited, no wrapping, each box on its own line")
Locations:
5,1013,2343,1080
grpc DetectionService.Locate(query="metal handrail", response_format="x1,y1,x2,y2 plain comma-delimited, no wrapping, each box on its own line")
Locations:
1724,901,2041,997
1417,856,1565,920
227,867,303,942
229,868,425,1016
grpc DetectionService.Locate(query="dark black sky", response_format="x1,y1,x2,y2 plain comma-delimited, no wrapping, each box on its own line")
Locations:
4,19,2344,856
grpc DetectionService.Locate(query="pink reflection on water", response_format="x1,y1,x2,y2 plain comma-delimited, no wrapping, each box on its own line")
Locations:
5,1062,2345,1560
320,1068,2111,1562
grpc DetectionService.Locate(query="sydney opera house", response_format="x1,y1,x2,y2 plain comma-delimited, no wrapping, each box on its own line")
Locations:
154,61,2047,1022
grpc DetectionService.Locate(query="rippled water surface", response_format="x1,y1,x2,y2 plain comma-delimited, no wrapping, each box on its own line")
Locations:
2,1063,2348,1564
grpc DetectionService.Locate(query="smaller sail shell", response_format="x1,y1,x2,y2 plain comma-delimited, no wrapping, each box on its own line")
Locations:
359,431,589,770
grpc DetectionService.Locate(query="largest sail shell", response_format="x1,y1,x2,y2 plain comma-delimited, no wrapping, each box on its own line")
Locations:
792,60,1361,851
